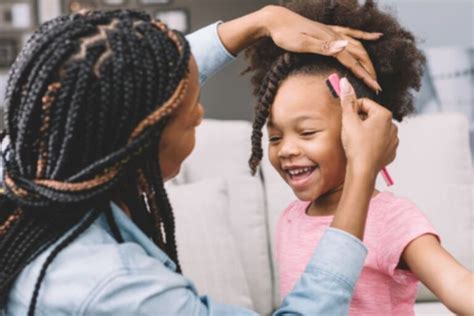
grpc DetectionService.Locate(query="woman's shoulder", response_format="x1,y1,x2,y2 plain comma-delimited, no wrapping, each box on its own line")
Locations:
7,214,169,315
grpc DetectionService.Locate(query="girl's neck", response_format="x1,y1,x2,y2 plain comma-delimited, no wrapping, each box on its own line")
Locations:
307,185,379,217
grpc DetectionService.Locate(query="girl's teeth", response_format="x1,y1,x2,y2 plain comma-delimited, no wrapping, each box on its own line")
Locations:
288,167,314,176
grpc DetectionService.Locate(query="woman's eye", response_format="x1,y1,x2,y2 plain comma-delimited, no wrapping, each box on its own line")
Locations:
301,131,318,136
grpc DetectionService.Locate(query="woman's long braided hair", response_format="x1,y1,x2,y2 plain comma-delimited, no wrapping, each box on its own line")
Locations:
245,0,425,175
0,10,191,315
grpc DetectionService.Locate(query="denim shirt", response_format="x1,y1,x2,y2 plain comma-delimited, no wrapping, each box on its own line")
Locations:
5,23,368,316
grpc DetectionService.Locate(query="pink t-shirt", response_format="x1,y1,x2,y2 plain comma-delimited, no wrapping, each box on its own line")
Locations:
276,191,438,316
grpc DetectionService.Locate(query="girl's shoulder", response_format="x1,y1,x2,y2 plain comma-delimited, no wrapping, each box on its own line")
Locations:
370,191,423,218
368,191,435,238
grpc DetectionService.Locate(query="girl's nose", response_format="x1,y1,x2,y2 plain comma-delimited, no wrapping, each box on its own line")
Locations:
278,140,300,158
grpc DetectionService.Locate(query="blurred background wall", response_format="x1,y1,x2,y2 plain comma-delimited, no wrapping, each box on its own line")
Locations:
0,0,472,154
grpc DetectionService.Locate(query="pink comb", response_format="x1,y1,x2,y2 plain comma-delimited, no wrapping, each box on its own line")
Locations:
326,73,394,186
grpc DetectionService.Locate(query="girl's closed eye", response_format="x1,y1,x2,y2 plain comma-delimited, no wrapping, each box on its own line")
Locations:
269,135,282,143
301,130,319,136
299,128,322,138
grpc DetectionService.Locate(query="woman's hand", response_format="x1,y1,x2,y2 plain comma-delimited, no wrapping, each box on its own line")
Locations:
261,5,382,92
330,77,398,240
339,77,398,178
218,5,382,93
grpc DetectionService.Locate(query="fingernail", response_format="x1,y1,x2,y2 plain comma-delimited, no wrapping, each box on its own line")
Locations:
330,40,348,53
374,32,384,37
340,77,353,95
373,80,383,93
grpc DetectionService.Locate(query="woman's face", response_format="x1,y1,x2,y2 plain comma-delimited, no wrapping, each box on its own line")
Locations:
159,55,204,181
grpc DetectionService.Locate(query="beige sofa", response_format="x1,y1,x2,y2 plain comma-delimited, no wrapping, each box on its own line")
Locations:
166,113,473,315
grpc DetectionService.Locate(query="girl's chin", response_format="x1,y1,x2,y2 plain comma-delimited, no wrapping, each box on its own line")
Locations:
293,189,320,202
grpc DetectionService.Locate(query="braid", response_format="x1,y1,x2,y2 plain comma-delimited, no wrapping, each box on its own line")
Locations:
150,158,180,272
52,44,106,179
0,9,191,314
249,53,295,175
45,63,80,177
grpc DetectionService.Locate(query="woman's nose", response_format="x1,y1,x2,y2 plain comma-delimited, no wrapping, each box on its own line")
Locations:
196,103,204,126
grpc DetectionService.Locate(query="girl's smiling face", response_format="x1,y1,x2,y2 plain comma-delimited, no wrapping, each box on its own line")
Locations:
267,74,347,201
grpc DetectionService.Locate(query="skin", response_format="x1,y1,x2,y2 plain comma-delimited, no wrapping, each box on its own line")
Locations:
268,73,474,315
159,56,203,181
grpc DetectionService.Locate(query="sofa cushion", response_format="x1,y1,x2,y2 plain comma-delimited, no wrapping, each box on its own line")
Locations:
414,302,453,315
226,176,273,315
169,119,274,314
167,178,254,309
375,112,473,301
175,119,254,183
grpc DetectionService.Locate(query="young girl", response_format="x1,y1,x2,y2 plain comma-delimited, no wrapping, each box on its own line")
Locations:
245,0,474,315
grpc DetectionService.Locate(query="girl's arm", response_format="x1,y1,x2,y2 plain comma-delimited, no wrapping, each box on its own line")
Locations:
402,234,474,315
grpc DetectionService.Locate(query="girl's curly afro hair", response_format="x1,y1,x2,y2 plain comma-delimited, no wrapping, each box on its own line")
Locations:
245,0,426,174
245,0,426,122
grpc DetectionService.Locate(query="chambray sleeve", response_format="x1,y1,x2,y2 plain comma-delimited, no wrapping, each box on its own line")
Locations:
274,228,368,315
79,243,257,316
185,22,236,86
80,228,366,316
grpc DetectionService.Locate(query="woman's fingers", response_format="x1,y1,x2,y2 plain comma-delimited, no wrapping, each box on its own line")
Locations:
340,35,377,80
355,98,391,119
331,25,383,41
263,6,382,91
285,33,348,55
336,51,382,93
338,77,398,172
357,97,398,167
340,77,358,113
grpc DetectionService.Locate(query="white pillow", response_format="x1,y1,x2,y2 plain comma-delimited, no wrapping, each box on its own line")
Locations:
227,176,273,315
176,119,253,183
375,112,473,301
166,178,254,309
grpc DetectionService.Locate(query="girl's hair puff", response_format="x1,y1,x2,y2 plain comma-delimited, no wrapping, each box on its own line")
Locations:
245,0,425,174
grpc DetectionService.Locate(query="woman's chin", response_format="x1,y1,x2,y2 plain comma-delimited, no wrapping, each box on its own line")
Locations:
163,166,181,182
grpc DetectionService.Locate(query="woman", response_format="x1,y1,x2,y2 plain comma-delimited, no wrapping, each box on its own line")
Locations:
0,6,397,315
